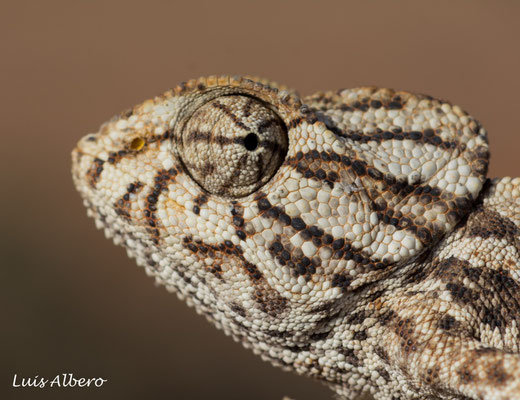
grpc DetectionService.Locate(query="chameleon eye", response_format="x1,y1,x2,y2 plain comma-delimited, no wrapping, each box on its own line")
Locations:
180,95,288,197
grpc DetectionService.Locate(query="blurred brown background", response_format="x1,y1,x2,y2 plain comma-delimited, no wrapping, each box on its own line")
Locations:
2,1,519,399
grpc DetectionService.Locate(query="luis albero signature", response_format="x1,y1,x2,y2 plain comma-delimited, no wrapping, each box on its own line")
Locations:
12,373,107,388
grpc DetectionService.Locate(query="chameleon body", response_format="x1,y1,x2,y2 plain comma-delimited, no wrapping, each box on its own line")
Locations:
72,76,520,399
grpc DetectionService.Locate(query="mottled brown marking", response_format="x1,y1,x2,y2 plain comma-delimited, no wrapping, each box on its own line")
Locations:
182,236,288,317
338,347,361,367
184,130,243,146
393,317,419,355
432,257,520,334
467,207,519,241
113,181,144,221
86,158,105,187
144,168,178,244
212,100,250,131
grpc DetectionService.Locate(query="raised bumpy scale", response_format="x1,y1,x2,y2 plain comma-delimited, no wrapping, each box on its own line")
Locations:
72,76,520,400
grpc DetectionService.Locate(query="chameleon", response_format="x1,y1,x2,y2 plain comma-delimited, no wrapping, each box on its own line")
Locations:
72,76,520,399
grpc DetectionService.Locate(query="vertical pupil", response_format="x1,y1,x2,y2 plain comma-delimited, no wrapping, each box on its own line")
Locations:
244,133,259,151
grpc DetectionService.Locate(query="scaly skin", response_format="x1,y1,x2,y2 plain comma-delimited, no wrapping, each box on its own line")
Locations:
72,76,520,399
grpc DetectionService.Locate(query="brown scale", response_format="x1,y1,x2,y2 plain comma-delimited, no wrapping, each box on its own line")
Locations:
424,365,441,385
310,98,464,151
287,148,474,247
430,256,520,338
256,190,393,282
181,235,288,317
267,233,319,279
457,350,512,388
113,181,144,221
467,207,519,241
230,200,247,240
85,158,104,188
394,317,418,354
143,168,178,244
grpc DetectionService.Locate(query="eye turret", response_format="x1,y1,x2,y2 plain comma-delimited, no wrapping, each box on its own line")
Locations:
180,95,288,197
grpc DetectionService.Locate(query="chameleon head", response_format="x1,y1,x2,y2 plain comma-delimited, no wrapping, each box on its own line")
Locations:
72,76,489,342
